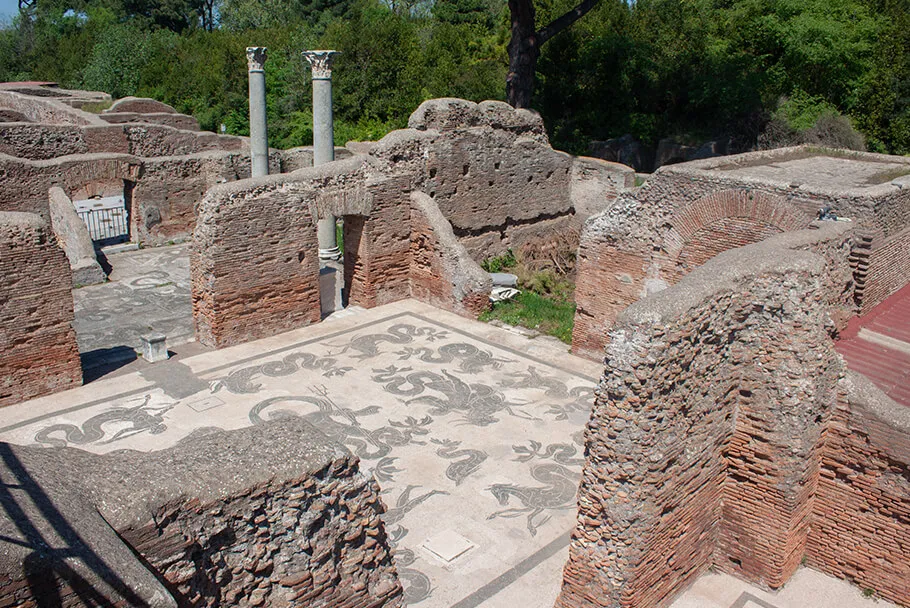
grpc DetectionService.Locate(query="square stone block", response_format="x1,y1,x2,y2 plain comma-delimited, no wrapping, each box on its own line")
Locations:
140,333,169,363
421,529,475,563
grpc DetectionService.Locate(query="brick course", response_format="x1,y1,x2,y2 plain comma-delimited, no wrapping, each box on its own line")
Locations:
0,212,81,407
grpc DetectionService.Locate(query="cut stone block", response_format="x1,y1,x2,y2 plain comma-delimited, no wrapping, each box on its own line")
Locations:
140,333,168,363
421,529,475,563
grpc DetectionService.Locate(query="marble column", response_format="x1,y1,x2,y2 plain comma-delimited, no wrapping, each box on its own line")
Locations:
246,47,269,178
303,50,341,261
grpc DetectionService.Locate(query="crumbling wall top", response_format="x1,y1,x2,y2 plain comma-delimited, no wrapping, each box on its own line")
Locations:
407,98,548,144
618,221,854,327
105,96,178,114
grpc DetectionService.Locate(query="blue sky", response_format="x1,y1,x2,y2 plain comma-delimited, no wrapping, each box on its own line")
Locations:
0,0,17,22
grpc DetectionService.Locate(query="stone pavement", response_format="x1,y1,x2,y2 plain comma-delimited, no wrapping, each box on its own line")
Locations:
671,567,898,608
74,243,193,356
0,299,601,608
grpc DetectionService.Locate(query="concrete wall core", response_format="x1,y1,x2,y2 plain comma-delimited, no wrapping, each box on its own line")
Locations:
557,223,910,608
0,418,403,607
571,146,910,361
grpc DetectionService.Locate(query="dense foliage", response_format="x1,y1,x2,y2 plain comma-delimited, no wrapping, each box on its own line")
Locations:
1,0,907,155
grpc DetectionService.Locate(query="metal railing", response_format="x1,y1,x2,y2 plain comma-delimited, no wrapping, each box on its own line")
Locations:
77,206,129,244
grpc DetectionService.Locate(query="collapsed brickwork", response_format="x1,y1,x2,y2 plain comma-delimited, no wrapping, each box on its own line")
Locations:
0,84,348,247
193,98,632,347
0,418,402,607
0,212,81,407
572,146,910,360
558,223,910,608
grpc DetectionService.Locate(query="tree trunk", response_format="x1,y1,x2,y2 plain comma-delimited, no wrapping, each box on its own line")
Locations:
506,0,538,109
506,0,601,109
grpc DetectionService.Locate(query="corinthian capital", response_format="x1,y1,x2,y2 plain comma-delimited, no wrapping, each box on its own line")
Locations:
246,47,267,72
302,50,339,80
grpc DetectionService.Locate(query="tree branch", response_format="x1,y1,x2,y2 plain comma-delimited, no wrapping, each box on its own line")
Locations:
536,0,600,45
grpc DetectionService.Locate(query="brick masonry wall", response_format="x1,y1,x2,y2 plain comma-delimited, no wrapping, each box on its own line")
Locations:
857,226,910,314
0,419,403,608
408,191,492,316
0,212,81,407
571,153,910,361
372,98,634,262
194,157,495,348
806,373,910,606
557,224,908,608
0,124,89,159
343,176,414,310
192,171,327,348
121,455,399,607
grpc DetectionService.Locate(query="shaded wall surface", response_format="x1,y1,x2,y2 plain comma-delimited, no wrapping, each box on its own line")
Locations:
0,212,81,407
558,223,909,608
0,418,402,607
572,146,910,361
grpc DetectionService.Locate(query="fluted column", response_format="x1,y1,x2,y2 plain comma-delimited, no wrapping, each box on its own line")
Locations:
303,50,341,261
246,47,269,178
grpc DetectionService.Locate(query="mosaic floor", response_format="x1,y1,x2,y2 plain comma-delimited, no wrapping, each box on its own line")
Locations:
1,299,602,608
73,243,193,355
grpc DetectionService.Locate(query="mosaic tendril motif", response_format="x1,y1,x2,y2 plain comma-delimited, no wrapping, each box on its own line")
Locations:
248,386,433,460
34,395,174,448
372,365,538,427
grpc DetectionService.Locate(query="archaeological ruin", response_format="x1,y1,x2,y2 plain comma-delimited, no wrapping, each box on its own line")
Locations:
0,78,907,608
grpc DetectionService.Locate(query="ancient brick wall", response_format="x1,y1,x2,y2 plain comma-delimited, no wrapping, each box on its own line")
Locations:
194,157,496,347
370,98,634,261
408,191,492,316
558,223,909,608
101,111,200,131
0,153,141,222
806,373,910,606
0,419,403,608
0,124,89,159
854,226,910,314
0,89,98,125
191,163,333,348
342,175,414,310
571,147,910,361
0,212,81,407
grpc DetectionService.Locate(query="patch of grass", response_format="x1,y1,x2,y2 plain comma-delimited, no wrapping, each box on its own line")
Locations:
478,236,580,343
480,291,576,344
81,100,113,113
336,223,344,255
481,250,516,273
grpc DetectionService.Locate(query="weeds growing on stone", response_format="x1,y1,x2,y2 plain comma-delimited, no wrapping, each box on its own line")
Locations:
479,233,578,343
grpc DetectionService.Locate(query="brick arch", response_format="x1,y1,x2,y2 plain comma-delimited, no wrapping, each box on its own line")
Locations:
663,190,812,262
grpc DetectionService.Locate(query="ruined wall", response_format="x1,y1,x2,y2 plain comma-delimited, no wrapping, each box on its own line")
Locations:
807,372,910,606
194,155,495,347
0,89,98,125
572,147,910,361
853,226,910,314
101,111,200,131
408,191,492,316
369,98,634,260
0,212,81,407
191,159,336,348
0,418,402,607
558,223,910,608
